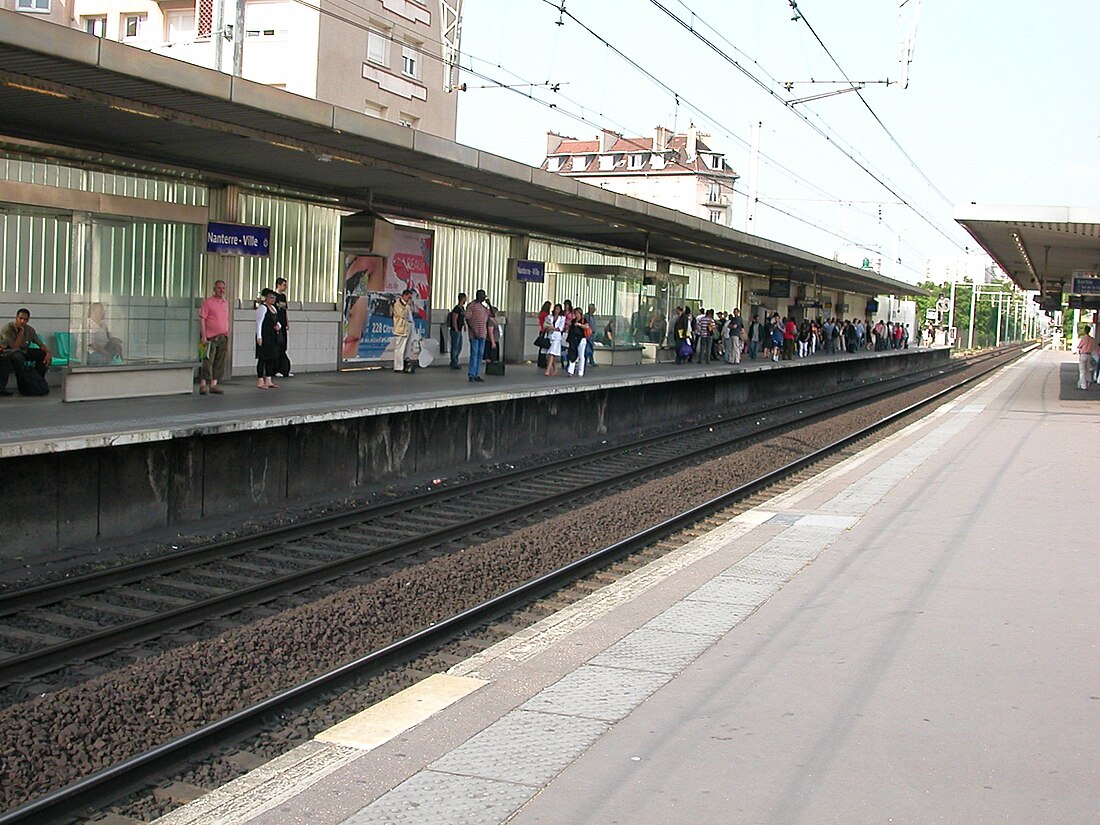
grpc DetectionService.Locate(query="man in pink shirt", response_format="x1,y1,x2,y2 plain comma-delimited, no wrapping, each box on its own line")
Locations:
198,280,229,395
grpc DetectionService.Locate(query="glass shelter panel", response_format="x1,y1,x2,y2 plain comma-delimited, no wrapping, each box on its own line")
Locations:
70,217,200,366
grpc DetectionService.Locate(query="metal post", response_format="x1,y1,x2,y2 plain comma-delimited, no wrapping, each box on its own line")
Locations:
967,282,976,349
213,0,224,73
948,280,956,342
995,293,1002,347
233,0,245,77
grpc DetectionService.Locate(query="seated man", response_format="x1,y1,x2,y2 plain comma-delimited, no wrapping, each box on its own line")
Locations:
0,308,52,396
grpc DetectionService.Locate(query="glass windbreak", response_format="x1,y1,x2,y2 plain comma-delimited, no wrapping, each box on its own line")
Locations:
71,218,201,366
631,280,668,346
606,276,641,347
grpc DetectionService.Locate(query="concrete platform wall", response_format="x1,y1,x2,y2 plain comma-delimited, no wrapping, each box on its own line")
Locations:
1,349,949,563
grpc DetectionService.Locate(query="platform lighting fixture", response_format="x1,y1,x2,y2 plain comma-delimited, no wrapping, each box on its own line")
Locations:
266,140,305,152
108,104,159,119
3,81,70,99
1011,230,1037,282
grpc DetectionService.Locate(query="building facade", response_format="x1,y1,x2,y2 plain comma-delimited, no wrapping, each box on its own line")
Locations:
542,126,740,228
1,0,460,139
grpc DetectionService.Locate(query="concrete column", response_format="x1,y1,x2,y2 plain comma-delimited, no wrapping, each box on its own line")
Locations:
503,234,530,364
205,185,241,377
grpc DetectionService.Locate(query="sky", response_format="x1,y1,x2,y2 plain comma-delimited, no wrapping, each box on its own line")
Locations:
453,0,1100,284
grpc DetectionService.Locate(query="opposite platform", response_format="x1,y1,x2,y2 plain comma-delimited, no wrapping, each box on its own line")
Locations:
154,349,1099,825
0,347,932,459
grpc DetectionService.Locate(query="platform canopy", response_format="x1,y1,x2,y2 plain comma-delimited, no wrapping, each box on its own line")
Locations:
955,204,1100,301
0,13,921,300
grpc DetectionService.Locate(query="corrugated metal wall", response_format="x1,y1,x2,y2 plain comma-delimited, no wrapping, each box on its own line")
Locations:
0,153,206,205
430,223,512,311
0,213,71,293
237,194,342,304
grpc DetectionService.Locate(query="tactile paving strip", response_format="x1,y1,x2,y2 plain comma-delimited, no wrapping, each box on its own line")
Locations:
644,596,758,636
429,710,608,787
589,626,717,674
341,770,532,825
518,664,672,722
688,573,785,607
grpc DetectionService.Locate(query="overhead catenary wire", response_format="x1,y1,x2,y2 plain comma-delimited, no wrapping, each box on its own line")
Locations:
788,0,954,207
284,0,910,263
642,0,966,253
536,0,921,254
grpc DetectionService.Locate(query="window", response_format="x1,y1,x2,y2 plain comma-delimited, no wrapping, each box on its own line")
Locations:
401,45,421,79
82,15,107,36
709,209,724,224
364,100,387,119
628,153,647,170
397,113,420,129
122,13,147,40
198,0,213,37
366,25,390,65
709,154,723,170
15,0,50,12
572,155,592,171
166,10,196,43
707,182,721,202
547,157,562,172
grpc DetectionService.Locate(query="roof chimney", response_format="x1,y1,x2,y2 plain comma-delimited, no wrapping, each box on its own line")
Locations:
654,125,671,151
685,123,698,162
546,132,566,156
599,129,619,154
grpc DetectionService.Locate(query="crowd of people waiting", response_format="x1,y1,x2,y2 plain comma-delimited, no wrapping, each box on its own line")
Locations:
669,307,913,365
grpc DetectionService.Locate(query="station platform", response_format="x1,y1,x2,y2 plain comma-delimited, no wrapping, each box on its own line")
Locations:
154,348,1098,825
0,347,926,459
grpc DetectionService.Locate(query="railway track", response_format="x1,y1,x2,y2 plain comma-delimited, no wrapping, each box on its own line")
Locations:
0,349,1000,693
0,345,1030,824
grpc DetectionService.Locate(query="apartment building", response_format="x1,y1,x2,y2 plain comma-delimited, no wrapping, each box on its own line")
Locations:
1,0,460,139
543,126,740,227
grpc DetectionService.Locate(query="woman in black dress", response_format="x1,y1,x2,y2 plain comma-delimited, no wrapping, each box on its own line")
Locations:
255,288,282,389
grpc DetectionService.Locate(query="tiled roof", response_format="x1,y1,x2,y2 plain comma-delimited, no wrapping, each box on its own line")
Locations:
545,133,737,177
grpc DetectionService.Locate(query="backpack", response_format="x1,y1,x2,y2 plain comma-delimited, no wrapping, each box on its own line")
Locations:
16,364,49,396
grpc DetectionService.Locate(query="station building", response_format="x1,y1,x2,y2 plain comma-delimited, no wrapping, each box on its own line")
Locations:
0,11,918,403
1,0,460,138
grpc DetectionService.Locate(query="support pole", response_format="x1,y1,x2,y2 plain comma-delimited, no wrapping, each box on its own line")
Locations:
967,282,976,349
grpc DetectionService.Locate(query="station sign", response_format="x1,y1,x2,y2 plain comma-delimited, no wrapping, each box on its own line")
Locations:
512,259,546,283
206,221,271,256
1068,294,1100,310
767,277,790,297
1071,270,1100,295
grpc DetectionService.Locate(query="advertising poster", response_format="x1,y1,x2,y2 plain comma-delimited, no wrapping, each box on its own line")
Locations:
341,226,433,363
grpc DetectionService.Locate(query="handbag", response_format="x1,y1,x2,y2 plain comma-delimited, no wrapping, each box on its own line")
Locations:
533,332,551,349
